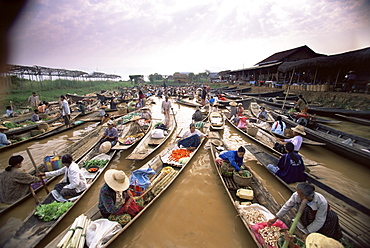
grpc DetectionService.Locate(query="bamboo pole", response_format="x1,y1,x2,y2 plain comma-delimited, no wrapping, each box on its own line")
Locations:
26,148,49,194
282,69,295,112
282,199,308,248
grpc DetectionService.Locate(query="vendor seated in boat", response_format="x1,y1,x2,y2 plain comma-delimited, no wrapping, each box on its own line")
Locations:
278,125,305,153
101,120,118,146
218,94,227,101
101,113,112,125
237,116,248,131
216,146,246,176
141,106,152,121
39,154,87,200
30,109,40,122
237,103,244,116
6,105,17,117
271,115,286,136
0,125,11,147
268,182,343,242
98,169,143,225
283,232,344,248
0,155,41,205
267,142,307,184
177,123,208,150
192,107,203,122
294,95,309,113
257,106,268,121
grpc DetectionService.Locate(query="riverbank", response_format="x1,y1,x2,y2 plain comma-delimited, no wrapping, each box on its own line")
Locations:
247,86,370,111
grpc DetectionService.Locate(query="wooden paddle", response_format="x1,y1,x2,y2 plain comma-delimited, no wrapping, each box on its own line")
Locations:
171,108,178,127
282,198,308,248
29,185,40,205
26,148,49,194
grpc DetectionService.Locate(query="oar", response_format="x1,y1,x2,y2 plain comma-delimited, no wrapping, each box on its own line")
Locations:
29,185,40,205
282,198,308,248
171,108,178,127
26,148,49,194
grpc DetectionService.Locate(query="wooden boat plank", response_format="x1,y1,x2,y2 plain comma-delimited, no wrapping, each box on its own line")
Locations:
244,143,370,248
46,135,206,248
2,147,117,248
335,113,370,125
126,113,177,160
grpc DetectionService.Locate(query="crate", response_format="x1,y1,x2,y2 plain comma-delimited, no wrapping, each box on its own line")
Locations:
233,172,252,187
246,127,258,137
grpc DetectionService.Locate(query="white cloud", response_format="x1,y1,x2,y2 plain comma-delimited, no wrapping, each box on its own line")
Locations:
7,0,370,79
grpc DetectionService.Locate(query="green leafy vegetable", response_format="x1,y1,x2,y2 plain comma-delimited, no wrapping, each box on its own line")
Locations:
35,201,73,221
83,159,109,168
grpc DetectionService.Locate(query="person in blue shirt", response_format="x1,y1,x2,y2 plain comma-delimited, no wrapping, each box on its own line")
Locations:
267,142,307,184
217,146,246,176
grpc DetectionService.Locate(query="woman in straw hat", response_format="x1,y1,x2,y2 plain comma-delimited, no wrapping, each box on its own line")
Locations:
268,182,343,242
0,125,11,147
279,125,306,153
283,232,344,248
98,169,143,225
229,101,237,119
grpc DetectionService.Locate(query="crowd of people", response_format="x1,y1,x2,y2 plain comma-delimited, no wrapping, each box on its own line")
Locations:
0,85,346,247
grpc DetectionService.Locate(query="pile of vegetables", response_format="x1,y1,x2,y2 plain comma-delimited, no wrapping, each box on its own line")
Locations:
83,159,109,168
167,149,192,162
3,122,22,129
35,201,73,221
235,170,252,178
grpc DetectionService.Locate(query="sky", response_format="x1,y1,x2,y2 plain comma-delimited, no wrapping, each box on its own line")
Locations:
7,0,370,80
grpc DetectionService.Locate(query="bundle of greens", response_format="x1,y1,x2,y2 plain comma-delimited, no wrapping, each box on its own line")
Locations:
83,159,109,168
35,201,73,221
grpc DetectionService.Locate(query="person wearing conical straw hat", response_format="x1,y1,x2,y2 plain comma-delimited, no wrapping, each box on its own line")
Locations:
0,125,11,147
229,101,237,119
283,232,344,248
279,125,306,153
98,169,143,225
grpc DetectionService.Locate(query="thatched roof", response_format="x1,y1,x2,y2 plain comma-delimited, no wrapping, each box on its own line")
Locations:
278,47,370,73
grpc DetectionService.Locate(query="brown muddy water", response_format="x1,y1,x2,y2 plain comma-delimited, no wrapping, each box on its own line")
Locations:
0,97,369,248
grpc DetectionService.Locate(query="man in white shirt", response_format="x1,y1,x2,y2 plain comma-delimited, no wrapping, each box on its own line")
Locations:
60,95,71,128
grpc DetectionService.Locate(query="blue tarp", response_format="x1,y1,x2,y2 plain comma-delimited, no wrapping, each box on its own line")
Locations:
129,168,156,189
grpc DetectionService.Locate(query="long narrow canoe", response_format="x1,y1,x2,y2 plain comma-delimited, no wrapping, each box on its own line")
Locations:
208,131,297,248
45,135,206,247
2,146,117,248
223,110,320,167
112,118,152,150
249,101,275,122
126,113,177,160
209,111,225,130
244,143,370,248
175,99,202,108
0,125,106,217
263,104,370,167
241,90,284,97
335,113,370,125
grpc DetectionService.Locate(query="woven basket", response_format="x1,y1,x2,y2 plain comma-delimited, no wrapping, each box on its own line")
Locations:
233,172,252,187
246,127,258,137
38,123,49,131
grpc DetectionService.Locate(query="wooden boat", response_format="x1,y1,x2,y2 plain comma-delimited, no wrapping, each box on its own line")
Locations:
0,124,106,217
335,113,370,125
265,106,370,167
223,92,243,100
241,90,284,97
208,131,297,248
245,143,370,248
112,118,152,150
249,101,275,123
45,134,206,248
256,97,370,119
66,93,97,102
175,99,202,108
217,98,252,109
126,113,177,160
2,141,117,248
223,110,320,166
4,116,60,136
209,111,224,130
254,100,342,125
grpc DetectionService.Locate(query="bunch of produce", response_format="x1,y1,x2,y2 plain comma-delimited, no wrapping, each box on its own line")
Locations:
258,225,281,247
35,201,73,221
3,122,22,129
234,170,251,178
243,209,267,224
83,159,109,168
124,133,144,144
167,149,193,162
57,214,91,248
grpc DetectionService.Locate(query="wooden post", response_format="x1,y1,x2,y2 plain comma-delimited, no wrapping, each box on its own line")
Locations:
26,148,49,194
282,69,295,111
334,68,341,88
